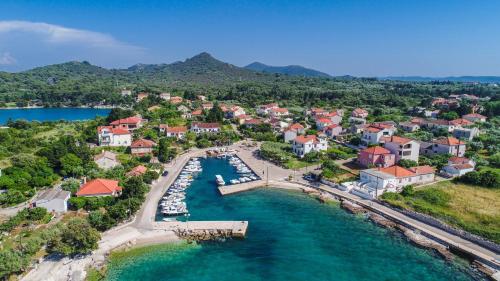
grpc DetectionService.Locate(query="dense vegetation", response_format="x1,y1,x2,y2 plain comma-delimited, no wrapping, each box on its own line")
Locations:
381,181,500,243
1,53,499,111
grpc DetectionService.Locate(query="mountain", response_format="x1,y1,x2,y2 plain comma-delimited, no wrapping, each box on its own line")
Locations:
382,76,500,84
244,62,332,78
124,52,269,84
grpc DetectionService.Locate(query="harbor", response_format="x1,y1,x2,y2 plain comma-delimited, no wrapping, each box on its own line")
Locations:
158,157,202,218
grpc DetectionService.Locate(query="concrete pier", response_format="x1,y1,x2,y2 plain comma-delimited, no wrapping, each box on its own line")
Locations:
153,220,249,239
218,180,266,195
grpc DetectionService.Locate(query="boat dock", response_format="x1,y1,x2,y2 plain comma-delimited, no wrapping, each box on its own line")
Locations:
218,179,266,195
153,220,249,239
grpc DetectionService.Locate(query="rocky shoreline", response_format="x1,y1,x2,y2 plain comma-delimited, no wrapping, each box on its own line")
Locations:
313,196,499,279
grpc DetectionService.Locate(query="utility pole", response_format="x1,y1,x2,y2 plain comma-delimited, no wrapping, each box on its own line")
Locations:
266,166,269,186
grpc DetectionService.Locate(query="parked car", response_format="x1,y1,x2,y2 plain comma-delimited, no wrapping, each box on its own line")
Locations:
162,171,169,177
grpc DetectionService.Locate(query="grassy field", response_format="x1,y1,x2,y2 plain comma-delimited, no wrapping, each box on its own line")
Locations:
381,180,500,243
285,159,318,170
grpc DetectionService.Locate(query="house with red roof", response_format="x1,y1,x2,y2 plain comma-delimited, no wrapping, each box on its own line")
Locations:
269,107,289,119
201,102,213,110
191,109,204,118
160,124,187,139
450,118,474,127
225,105,246,119
170,96,183,104
357,146,395,168
284,123,305,143
97,126,132,147
361,123,396,145
462,113,487,123
131,139,156,156
76,178,122,197
110,116,144,131
315,117,333,131
420,137,466,157
243,118,263,128
126,165,148,177
323,124,342,138
441,156,475,177
257,103,279,115
136,92,149,102
351,108,368,119
292,135,328,158
359,165,435,195
381,135,420,162
190,122,221,134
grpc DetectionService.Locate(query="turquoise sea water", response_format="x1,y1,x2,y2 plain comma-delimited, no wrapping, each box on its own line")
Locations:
107,158,480,281
0,108,111,124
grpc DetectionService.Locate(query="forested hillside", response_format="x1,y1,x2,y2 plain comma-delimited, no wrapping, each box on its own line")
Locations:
0,52,499,109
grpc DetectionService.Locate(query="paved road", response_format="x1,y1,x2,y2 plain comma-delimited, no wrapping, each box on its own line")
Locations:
308,182,500,269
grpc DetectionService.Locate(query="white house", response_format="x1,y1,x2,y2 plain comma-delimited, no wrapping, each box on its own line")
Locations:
452,127,479,141
269,107,289,119
257,103,279,115
359,165,435,195
420,137,466,157
315,118,333,131
292,135,328,158
381,136,420,162
94,151,120,170
399,122,420,132
283,123,305,143
166,126,188,139
97,126,132,147
324,124,342,138
33,188,71,213
441,157,475,177
462,113,487,123
226,106,246,119
160,92,171,101
361,124,396,145
190,122,221,134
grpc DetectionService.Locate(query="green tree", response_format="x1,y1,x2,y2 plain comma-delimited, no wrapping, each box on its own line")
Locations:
398,159,418,168
59,153,84,177
121,177,148,199
206,102,224,122
48,218,100,256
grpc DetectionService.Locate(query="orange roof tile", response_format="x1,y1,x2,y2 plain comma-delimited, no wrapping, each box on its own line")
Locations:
131,139,156,148
381,135,413,144
76,179,121,196
110,116,142,125
126,165,147,177
377,166,415,177
289,123,304,130
433,137,465,146
361,146,391,155
166,126,187,133
294,135,317,144
408,165,435,175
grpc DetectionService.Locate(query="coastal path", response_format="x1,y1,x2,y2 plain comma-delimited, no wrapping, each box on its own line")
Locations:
308,182,500,270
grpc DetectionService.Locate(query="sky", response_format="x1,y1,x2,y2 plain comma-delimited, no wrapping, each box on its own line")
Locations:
0,0,499,76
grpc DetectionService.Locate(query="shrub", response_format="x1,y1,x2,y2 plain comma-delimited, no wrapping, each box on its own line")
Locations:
414,188,450,206
398,159,418,168
456,170,500,188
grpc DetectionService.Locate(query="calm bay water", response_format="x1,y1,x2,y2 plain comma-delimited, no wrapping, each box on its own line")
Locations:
107,158,480,281
0,108,111,124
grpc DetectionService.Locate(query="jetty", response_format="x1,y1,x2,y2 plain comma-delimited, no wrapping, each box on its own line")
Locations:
218,179,265,195
154,221,249,240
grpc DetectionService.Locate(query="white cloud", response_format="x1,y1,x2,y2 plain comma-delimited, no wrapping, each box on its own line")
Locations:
0,52,16,65
0,20,143,50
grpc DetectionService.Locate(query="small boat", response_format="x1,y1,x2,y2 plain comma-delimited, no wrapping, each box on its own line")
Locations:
215,175,225,186
230,179,241,184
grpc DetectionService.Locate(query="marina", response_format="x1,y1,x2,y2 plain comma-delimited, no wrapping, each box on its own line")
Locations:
159,158,202,218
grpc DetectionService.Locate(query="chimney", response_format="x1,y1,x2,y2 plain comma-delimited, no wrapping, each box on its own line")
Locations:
82,177,87,185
